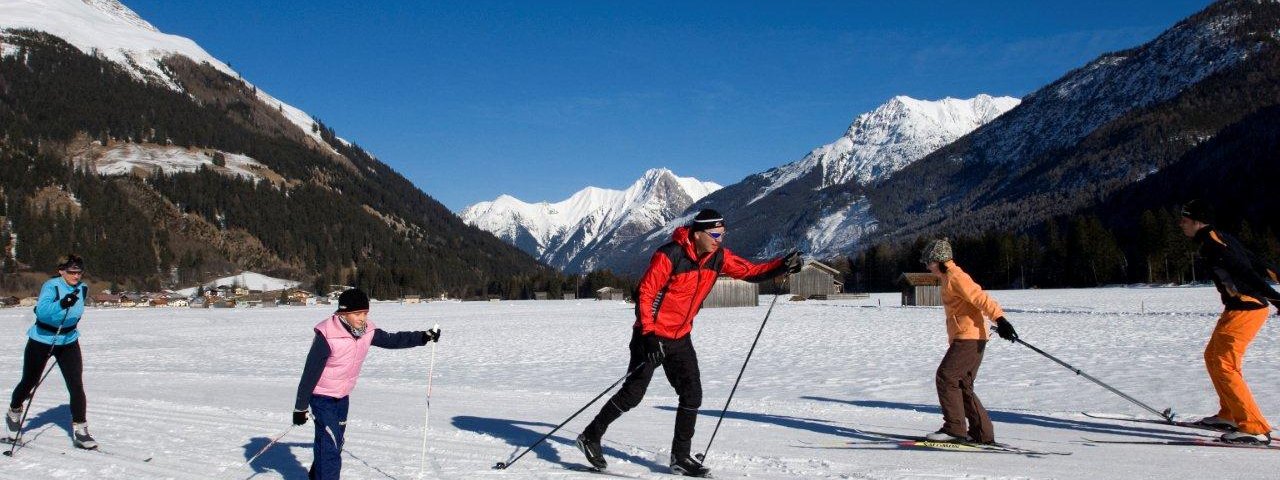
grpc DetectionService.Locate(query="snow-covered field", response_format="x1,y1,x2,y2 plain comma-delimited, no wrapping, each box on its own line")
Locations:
0,286,1276,479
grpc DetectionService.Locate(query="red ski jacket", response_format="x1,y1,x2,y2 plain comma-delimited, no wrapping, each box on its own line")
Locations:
633,226,786,340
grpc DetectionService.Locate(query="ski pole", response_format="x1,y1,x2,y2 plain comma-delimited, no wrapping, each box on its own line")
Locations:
5,308,71,457
697,277,786,462
493,363,646,470
417,324,440,479
1015,338,1174,422
243,424,296,466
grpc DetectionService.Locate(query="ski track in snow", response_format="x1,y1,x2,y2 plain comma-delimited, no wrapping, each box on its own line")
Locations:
0,286,1276,479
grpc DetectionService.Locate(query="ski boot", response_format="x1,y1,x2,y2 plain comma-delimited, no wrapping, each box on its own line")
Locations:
1220,431,1270,445
4,408,20,441
1193,416,1238,431
925,429,968,442
72,422,98,450
670,453,711,477
575,433,606,470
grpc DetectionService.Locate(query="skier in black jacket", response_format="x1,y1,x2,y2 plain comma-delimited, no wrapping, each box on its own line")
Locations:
1180,200,1279,444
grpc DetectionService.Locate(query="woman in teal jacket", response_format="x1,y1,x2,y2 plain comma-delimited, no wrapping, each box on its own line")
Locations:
5,254,96,449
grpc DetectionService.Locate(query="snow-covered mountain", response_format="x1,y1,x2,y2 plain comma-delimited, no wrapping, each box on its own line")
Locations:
0,0,552,296
460,168,721,273
750,94,1019,204
0,0,342,154
864,0,1280,244
595,94,1018,273
598,0,1280,276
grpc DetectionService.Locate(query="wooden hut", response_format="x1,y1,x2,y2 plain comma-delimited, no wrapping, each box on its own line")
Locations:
595,287,626,301
702,276,759,308
789,261,844,299
898,273,941,306
562,293,577,300
534,291,549,300
402,295,422,304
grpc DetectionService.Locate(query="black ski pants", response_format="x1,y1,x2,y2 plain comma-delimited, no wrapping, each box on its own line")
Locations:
10,338,87,423
584,327,702,458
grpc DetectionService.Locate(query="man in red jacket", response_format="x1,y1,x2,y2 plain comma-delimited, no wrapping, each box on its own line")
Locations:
576,209,801,477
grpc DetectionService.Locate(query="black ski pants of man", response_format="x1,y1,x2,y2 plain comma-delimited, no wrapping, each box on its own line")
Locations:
10,338,87,423
935,339,993,443
584,327,702,458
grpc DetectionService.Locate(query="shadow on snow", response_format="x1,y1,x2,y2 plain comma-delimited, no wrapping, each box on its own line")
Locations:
452,415,666,473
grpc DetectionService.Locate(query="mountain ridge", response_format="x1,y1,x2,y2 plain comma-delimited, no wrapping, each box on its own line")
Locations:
460,168,721,273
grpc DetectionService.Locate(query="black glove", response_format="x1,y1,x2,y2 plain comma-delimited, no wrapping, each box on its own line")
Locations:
59,293,78,309
783,251,804,274
293,410,309,426
995,316,1018,342
643,334,665,367
422,328,441,344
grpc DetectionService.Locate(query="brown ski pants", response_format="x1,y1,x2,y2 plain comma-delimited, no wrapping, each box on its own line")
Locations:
935,339,994,442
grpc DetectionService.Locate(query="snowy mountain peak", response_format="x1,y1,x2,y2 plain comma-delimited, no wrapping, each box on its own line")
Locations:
460,169,722,272
81,0,157,32
751,94,1019,204
0,0,341,152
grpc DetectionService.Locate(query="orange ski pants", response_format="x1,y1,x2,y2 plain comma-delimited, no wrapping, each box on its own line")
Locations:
1204,308,1272,435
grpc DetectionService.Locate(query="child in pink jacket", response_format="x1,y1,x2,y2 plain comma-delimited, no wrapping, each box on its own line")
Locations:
293,289,439,479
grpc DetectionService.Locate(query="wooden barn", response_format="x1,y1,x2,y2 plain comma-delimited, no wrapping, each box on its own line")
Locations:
898,272,942,306
789,261,844,299
702,276,759,308
595,287,626,301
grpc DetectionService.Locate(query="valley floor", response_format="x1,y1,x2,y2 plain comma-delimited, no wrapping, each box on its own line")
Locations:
0,286,1276,479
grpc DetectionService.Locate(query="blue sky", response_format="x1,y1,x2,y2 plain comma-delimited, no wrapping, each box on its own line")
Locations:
127,0,1212,211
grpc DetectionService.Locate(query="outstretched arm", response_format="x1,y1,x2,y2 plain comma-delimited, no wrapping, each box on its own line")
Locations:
371,328,432,349
720,249,786,283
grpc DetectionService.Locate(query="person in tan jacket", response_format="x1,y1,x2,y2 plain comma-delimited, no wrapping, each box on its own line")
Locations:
920,238,1018,443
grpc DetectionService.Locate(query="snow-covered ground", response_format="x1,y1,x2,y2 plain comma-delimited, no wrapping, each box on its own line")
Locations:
91,144,273,182
0,286,1276,479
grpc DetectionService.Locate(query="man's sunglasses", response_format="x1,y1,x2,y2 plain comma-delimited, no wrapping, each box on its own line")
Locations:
708,232,724,240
